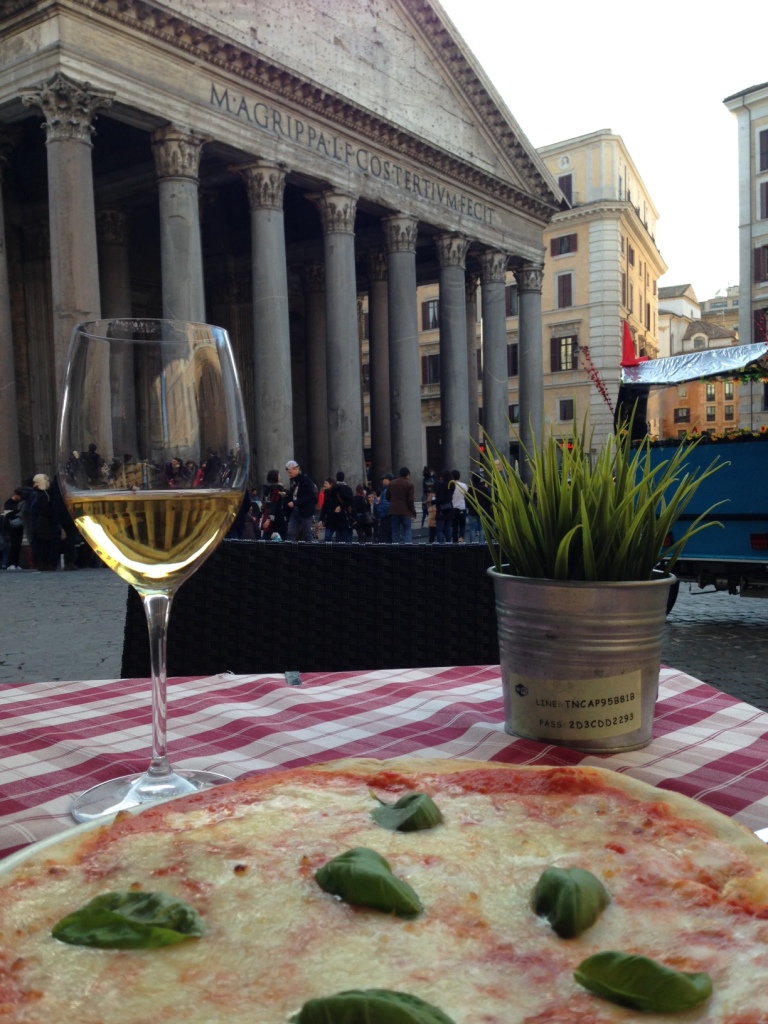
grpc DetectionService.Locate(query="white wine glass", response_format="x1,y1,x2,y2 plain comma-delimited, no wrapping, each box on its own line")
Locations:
57,318,249,822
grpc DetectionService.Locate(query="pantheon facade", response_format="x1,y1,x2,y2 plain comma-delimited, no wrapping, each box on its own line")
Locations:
0,0,562,498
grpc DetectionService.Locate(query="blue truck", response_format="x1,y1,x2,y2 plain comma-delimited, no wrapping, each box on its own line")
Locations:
617,342,768,598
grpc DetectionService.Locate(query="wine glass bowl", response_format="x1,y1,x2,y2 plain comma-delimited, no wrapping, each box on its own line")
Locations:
57,318,249,822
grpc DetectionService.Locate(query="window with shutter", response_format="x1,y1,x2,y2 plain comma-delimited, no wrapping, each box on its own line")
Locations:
421,299,439,331
550,336,578,372
558,174,573,203
556,273,573,309
422,353,440,384
760,130,768,172
559,399,574,422
550,233,577,256
754,246,768,283
505,284,518,316
761,181,768,220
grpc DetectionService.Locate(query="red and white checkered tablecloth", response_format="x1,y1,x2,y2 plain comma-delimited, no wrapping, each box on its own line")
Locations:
1,665,767,858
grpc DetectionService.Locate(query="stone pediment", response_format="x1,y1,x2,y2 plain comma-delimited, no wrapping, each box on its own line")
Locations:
6,0,559,220
176,0,557,205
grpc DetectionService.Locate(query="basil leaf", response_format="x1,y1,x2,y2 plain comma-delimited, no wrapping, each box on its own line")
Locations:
574,951,713,1012
52,891,204,949
533,866,610,938
290,988,457,1023
314,847,422,916
370,791,444,832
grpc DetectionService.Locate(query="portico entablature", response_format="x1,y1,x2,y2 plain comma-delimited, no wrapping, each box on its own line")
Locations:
0,0,558,260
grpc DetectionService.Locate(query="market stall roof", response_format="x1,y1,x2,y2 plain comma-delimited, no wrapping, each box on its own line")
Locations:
620,343,768,386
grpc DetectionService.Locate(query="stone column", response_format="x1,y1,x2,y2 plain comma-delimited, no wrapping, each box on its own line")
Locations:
0,138,22,498
301,261,328,481
515,262,545,481
309,190,363,482
436,232,471,479
23,218,58,474
480,249,510,458
465,270,480,456
237,161,293,485
97,208,131,317
383,215,422,478
97,208,137,460
22,72,111,392
151,125,209,323
366,247,392,483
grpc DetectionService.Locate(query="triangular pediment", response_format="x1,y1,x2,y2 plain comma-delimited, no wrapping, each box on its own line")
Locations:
159,0,560,213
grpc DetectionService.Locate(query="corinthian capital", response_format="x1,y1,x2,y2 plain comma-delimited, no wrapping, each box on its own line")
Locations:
308,191,357,235
514,262,544,293
435,233,469,270
151,125,211,181
96,208,128,247
22,73,113,144
382,214,418,254
480,249,508,285
366,247,388,281
236,160,288,211
300,261,325,294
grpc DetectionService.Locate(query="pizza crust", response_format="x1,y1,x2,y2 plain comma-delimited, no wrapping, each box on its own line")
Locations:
303,757,768,895
306,757,768,847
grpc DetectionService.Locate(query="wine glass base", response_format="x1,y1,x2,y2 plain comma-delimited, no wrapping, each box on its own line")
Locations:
71,768,233,823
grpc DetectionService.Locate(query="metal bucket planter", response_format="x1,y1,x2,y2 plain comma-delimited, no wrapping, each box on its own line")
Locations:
490,568,675,753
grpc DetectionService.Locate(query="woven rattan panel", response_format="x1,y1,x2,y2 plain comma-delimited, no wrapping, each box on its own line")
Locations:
121,542,499,676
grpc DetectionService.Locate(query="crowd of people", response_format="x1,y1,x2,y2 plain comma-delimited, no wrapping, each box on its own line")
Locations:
1,473,92,572
228,461,493,545
2,454,493,570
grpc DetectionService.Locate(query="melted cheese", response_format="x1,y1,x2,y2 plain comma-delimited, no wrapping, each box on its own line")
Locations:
0,769,767,1023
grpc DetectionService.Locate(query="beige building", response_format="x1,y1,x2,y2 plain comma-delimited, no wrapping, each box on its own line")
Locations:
700,285,740,339
0,0,563,501
724,82,768,430
532,131,666,444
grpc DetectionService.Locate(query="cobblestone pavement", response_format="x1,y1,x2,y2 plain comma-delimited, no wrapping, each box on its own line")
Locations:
662,582,768,711
1,563,766,711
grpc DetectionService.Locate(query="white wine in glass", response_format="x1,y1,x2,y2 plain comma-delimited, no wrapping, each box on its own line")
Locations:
57,318,249,822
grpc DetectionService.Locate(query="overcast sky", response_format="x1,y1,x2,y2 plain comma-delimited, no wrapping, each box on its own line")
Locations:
439,0,766,303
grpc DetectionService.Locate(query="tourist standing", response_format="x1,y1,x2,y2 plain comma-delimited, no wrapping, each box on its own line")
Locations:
387,467,416,544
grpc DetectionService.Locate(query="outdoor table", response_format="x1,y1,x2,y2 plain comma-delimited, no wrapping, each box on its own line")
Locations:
1,665,767,859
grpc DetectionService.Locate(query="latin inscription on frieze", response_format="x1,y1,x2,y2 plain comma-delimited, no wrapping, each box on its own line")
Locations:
210,83,494,226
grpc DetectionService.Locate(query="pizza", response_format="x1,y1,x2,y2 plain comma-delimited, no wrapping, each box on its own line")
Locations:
0,759,767,1023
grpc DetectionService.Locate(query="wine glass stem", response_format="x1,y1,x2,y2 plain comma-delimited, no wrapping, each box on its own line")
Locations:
142,591,174,779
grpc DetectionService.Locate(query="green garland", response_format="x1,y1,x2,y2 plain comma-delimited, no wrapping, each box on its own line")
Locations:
645,426,768,448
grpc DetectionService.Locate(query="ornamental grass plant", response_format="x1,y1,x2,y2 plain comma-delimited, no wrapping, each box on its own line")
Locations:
470,417,725,582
